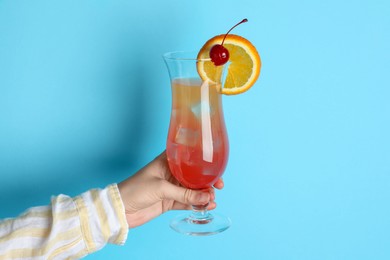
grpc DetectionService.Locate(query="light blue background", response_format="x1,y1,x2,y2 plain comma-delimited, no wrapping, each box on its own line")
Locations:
1,0,389,259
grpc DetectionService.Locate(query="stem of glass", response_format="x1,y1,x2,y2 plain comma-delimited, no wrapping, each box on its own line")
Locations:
188,203,213,224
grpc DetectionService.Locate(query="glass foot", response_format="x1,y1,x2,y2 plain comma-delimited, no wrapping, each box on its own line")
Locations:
170,209,231,236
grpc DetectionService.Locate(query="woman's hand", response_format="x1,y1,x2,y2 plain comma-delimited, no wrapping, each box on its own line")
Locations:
118,151,224,228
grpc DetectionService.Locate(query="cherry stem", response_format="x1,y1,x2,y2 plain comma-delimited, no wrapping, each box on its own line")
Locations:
221,18,248,45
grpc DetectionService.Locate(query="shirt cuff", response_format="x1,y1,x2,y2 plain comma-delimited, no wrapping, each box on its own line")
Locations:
73,184,129,253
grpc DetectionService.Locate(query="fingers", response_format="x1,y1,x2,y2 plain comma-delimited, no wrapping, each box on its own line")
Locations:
213,178,224,190
161,181,212,206
171,200,217,211
207,201,217,210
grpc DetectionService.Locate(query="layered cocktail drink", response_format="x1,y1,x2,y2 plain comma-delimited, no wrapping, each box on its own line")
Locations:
166,78,229,190
163,19,261,236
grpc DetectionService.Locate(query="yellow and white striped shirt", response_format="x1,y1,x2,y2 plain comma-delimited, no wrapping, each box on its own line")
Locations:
0,184,128,259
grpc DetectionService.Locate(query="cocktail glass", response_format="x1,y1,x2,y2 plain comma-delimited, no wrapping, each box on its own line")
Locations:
164,51,231,236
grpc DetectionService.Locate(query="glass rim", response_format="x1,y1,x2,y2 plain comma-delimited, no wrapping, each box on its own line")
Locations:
163,51,212,62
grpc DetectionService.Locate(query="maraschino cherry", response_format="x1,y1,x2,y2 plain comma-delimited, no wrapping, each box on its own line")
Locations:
209,18,248,66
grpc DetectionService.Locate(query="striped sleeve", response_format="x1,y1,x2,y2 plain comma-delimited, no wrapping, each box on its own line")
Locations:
0,184,129,259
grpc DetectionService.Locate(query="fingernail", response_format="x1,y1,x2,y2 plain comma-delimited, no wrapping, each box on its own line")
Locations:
198,193,209,203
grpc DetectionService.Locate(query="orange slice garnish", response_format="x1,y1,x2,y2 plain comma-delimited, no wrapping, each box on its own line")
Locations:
197,34,261,95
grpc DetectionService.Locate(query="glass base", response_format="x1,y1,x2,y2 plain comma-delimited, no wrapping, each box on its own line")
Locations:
170,208,231,236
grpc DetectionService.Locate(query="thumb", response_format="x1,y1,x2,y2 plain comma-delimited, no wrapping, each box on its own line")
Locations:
161,181,210,205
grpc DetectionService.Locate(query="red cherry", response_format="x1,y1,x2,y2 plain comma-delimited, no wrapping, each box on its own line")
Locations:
209,44,230,66
209,18,248,66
